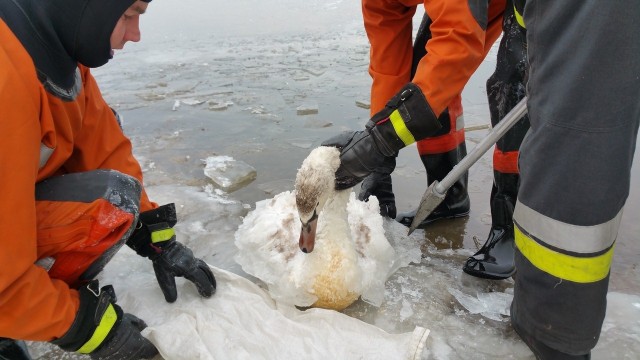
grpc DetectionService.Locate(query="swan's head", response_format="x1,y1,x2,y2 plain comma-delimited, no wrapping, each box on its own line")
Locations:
295,146,341,253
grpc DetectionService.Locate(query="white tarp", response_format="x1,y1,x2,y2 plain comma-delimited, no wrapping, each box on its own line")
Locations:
142,266,429,360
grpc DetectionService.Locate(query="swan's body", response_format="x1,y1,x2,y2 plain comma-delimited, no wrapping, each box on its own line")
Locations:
235,147,395,310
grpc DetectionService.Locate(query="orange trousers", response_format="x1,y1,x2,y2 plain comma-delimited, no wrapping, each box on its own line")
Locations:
34,170,141,288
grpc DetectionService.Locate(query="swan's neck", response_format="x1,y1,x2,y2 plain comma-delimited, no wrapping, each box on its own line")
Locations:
314,189,354,255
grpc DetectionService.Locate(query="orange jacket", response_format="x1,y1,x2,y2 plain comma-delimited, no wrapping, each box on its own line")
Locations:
0,19,156,341
363,0,506,115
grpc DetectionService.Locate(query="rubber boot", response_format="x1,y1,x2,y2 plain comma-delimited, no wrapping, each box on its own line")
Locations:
0,338,32,360
358,171,397,219
463,173,518,279
396,144,470,228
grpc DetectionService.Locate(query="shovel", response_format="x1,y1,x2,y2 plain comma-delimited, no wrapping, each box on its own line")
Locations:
407,96,529,235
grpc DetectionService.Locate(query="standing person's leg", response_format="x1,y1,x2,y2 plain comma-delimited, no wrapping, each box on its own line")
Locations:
512,0,640,357
463,0,528,279
399,13,470,228
396,97,469,228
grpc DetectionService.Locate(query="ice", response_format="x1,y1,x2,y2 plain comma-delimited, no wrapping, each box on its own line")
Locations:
180,98,205,106
447,287,511,322
356,99,371,109
203,156,257,191
207,99,230,111
296,102,319,115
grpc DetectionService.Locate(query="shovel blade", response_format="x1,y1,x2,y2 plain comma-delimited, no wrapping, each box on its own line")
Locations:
408,181,447,235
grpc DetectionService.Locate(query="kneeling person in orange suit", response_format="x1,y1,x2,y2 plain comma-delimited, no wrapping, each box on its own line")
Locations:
0,1,215,359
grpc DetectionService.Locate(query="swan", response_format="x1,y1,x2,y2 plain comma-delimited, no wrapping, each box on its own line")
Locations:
234,146,396,310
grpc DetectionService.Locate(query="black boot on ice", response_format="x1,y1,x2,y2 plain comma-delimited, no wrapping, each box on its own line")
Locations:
463,190,516,280
396,145,470,228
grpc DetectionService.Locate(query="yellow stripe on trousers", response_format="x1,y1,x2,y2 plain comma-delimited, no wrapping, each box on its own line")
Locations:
514,224,614,283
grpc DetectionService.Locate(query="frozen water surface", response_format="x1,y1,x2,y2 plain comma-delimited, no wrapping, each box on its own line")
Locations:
27,0,640,358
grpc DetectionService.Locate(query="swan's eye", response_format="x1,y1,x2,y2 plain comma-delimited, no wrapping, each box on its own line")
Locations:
309,209,318,222
299,209,318,227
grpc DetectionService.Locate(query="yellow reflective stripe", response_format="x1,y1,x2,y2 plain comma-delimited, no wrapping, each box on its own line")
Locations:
389,109,416,146
514,225,614,283
151,228,175,243
77,304,118,354
514,5,526,28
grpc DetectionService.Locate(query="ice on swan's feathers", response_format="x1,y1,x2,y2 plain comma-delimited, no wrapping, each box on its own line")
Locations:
235,146,403,310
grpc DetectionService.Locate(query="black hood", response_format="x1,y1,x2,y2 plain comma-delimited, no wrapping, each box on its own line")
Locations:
0,0,135,100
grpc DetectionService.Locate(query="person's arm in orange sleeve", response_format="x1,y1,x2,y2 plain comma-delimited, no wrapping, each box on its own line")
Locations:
413,0,505,116
0,49,79,341
66,66,216,303
363,0,505,116
64,65,157,211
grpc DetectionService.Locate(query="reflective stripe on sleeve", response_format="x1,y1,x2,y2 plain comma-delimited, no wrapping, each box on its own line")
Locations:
389,109,416,146
151,228,175,243
77,304,118,354
514,224,614,283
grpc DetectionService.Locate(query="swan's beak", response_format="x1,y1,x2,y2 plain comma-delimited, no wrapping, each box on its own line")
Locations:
299,216,318,253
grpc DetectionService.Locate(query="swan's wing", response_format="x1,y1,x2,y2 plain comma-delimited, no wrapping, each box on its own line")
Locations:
234,191,319,307
234,191,299,283
346,193,396,306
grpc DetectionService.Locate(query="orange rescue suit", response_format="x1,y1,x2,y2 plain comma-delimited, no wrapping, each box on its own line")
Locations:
0,20,156,341
363,0,506,115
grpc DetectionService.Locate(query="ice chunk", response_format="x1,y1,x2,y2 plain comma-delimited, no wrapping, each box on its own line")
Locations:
297,103,319,115
180,98,204,106
203,156,257,191
356,100,370,109
208,100,231,111
293,75,310,81
448,287,512,322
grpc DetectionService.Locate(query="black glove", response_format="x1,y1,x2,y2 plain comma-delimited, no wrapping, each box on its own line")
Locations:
52,280,158,360
127,203,216,303
323,83,442,190
322,130,392,190
358,168,397,219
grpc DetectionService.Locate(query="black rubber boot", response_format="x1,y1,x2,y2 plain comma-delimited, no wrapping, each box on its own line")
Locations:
462,2,528,280
396,144,470,228
0,338,32,360
358,171,397,219
463,174,518,280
